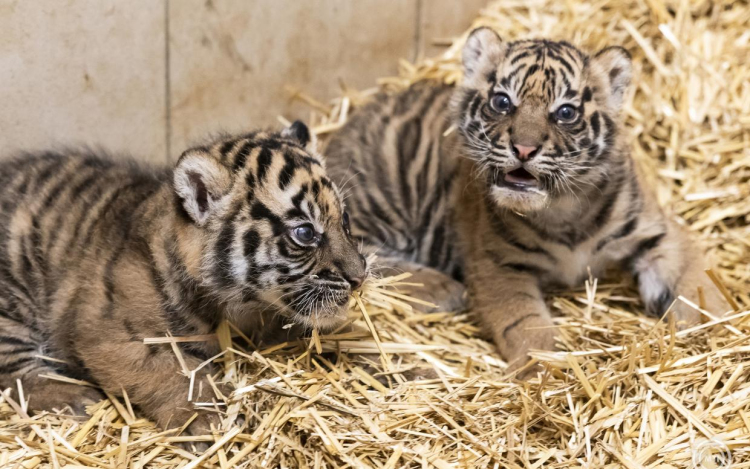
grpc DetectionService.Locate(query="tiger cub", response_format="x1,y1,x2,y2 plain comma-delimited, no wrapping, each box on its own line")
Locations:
325,28,729,372
0,121,366,433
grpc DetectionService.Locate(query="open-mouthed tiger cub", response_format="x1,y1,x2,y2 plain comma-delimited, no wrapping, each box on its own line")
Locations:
325,28,729,372
0,121,366,434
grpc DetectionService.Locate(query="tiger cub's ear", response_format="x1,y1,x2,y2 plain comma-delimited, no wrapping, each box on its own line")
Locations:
282,120,323,164
173,149,233,226
462,27,503,83
282,120,318,151
592,46,632,111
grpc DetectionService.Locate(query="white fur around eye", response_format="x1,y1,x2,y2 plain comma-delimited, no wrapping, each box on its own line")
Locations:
230,246,249,282
550,96,580,114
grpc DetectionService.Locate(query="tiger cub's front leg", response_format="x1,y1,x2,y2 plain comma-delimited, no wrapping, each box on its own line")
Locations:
469,263,558,374
630,223,730,326
84,339,225,435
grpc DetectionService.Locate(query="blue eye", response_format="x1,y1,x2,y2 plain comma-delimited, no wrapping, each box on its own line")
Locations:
556,104,577,122
292,225,316,245
490,93,512,113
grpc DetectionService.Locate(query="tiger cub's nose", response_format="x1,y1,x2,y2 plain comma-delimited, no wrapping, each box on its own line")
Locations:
512,143,540,161
345,274,365,290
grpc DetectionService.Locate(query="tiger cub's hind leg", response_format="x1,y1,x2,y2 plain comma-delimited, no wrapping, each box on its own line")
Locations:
0,316,104,414
374,259,467,313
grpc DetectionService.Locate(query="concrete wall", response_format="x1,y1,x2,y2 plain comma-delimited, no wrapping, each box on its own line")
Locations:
0,0,485,163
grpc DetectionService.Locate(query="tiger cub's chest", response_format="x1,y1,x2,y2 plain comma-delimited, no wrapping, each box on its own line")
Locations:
542,237,625,289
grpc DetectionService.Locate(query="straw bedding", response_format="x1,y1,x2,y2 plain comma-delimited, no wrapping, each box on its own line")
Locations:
2,0,749,467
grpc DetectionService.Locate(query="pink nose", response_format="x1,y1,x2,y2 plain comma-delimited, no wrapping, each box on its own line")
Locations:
513,144,538,161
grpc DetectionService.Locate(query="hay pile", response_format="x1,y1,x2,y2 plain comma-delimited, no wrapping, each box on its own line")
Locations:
2,0,750,467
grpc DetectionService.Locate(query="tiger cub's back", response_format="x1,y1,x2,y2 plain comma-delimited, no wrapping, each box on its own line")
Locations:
325,82,462,277
0,152,166,321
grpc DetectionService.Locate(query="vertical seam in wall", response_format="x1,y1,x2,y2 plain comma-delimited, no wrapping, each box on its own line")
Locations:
412,0,424,63
164,0,172,163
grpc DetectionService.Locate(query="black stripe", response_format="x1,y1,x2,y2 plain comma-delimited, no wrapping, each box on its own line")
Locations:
256,147,274,183
318,177,334,190
0,335,35,347
428,225,446,267
503,313,541,339
278,152,297,190
76,183,137,252
147,261,190,337
233,141,255,172
291,185,308,210
510,51,531,64
485,249,547,276
582,87,592,102
251,202,285,235
487,212,554,260
504,63,526,85
243,229,261,257
458,90,478,114
520,64,540,88
396,118,421,213
556,56,575,75
468,94,483,118
505,237,554,261
220,139,238,161
626,233,666,268
0,356,35,374
44,172,102,253
364,191,397,229
591,176,623,228
596,216,638,252
0,268,37,315
213,221,237,288
31,158,62,189
501,263,546,276
590,112,601,138
0,346,36,354
38,162,83,213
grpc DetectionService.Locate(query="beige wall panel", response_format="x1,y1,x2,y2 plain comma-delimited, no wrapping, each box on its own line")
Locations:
168,0,418,158
419,0,487,58
0,1,167,162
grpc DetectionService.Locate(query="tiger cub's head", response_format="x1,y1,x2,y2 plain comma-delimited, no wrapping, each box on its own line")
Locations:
173,121,367,330
455,28,632,213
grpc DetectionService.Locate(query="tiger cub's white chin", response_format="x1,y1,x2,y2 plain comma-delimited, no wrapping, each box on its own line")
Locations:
489,184,549,213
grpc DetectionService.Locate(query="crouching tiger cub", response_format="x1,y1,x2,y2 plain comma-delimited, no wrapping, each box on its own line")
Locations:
0,121,366,434
325,28,729,372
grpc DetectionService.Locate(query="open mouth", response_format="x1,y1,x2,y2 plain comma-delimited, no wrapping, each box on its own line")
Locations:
491,167,540,191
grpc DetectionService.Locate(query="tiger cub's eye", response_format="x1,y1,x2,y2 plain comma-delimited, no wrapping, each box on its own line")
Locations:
555,104,578,122
292,225,316,245
489,93,512,113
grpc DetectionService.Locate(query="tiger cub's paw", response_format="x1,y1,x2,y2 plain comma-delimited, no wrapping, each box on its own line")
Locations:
28,382,105,416
503,323,557,380
179,410,224,452
400,266,467,313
